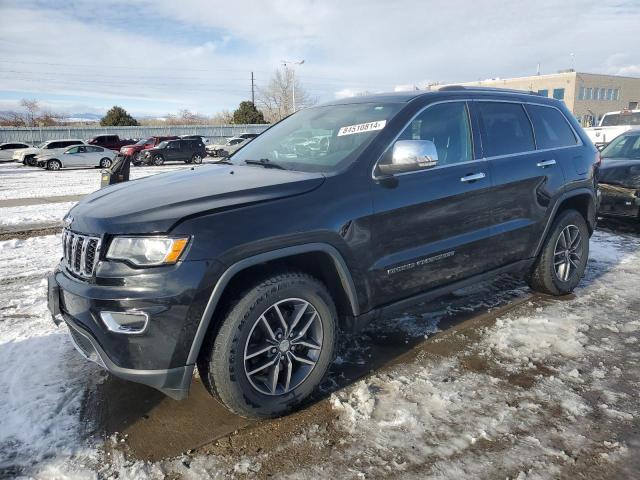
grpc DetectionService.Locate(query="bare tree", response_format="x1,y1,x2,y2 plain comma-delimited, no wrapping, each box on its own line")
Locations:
257,69,315,123
210,109,234,125
0,111,27,127
20,98,40,126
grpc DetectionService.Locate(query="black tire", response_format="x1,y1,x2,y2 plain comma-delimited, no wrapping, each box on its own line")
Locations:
47,159,61,171
191,153,203,164
99,157,112,168
152,154,164,166
26,155,37,166
527,209,589,295
133,152,141,163
198,272,337,418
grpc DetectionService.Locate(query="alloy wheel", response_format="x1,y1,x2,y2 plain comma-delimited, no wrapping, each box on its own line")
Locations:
553,224,583,282
243,298,323,396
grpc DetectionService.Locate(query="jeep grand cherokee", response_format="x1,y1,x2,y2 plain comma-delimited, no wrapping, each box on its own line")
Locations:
48,87,599,418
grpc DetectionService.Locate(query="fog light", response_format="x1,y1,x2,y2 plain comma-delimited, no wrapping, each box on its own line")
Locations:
100,311,148,334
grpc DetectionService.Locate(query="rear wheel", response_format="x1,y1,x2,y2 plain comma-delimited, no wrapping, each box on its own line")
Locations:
198,272,337,418
527,209,589,295
152,154,164,166
26,155,36,166
99,157,112,168
47,159,61,171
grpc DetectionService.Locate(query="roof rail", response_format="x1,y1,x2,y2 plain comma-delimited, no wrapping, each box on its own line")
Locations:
437,85,540,96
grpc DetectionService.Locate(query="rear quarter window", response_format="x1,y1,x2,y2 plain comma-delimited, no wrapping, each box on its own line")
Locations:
477,102,535,157
526,104,577,149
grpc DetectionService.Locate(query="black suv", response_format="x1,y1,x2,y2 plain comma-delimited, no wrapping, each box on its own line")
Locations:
142,138,206,165
48,87,599,418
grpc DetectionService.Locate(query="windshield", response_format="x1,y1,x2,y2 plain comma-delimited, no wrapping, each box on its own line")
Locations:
601,112,640,127
601,133,640,159
156,141,168,149
135,138,150,146
37,142,47,148
231,102,403,173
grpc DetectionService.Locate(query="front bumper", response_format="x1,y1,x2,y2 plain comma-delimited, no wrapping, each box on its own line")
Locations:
598,183,640,219
47,259,220,399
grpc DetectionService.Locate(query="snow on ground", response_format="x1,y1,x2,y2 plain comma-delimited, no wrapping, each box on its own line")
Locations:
0,202,75,228
0,162,204,201
0,229,638,478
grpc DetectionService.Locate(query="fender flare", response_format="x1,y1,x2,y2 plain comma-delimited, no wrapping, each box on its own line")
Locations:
533,187,597,258
186,243,359,365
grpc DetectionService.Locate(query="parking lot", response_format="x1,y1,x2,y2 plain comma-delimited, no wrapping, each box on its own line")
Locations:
0,161,637,479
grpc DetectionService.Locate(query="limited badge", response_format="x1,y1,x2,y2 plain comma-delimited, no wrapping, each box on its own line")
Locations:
337,120,386,136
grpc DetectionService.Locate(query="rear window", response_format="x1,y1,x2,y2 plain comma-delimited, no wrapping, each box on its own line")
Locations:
526,104,577,149
601,112,640,126
477,102,535,157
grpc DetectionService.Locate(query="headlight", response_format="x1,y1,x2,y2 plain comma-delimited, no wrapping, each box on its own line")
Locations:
106,236,189,266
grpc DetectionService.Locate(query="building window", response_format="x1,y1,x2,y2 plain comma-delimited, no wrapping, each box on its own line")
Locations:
537,89,548,97
614,88,620,101
578,87,585,100
553,88,565,100
599,88,606,100
607,88,613,101
585,88,592,100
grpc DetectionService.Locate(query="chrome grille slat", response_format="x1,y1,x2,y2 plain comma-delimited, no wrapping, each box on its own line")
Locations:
62,229,101,278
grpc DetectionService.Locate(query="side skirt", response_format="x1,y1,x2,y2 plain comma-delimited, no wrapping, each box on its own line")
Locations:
347,258,533,332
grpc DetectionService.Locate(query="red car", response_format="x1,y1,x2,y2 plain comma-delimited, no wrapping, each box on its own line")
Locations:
88,135,136,151
120,136,179,164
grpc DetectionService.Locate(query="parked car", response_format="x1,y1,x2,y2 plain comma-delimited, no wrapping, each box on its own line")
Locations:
0,142,30,162
142,138,206,165
35,145,116,171
597,129,640,221
88,134,136,151
48,87,598,419
206,137,250,157
120,136,179,164
13,139,85,166
584,109,640,149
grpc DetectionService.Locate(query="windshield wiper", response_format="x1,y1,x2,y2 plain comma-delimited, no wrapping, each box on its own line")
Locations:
244,158,286,170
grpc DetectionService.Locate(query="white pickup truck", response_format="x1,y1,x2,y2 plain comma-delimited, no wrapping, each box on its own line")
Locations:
584,109,640,148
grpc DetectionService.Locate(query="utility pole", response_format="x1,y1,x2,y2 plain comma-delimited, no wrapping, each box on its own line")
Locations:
282,60,304,113
250,71,255,105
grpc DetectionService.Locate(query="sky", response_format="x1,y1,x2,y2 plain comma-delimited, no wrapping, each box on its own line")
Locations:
0,0,638,118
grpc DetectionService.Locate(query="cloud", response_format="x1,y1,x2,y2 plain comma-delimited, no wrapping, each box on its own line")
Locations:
0,0,638,115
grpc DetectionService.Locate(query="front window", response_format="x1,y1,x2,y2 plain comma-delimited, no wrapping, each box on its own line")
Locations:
230,102,403,173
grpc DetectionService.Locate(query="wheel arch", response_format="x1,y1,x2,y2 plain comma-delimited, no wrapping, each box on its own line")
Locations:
534,188,597,257
186,243,359,365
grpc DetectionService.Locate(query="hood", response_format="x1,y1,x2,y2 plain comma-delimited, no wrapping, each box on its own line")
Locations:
599,158,640,189
68,164,325,234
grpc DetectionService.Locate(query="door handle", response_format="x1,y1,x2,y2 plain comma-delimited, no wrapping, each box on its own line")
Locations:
460,172,486,183
537,159,556,168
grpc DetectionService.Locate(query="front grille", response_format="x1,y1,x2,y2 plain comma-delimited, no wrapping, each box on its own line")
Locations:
62,229,101,277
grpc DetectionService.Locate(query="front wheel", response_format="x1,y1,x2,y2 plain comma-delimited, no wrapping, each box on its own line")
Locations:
47,159,61,171
99,157,112,168
198,272,337,418
152,154,164,166
191,153,203,164
527,209,589,295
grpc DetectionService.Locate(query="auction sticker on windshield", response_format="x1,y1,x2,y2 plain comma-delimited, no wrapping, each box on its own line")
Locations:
337,120,386,136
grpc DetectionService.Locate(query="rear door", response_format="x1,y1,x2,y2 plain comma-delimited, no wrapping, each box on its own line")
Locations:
370,100,497,305
475,100,570,265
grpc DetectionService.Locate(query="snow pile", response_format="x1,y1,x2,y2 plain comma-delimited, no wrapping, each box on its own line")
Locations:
0,235,101,476
0,201,75,229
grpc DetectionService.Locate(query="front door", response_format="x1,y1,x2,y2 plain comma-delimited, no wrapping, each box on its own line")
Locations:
369,101,497,306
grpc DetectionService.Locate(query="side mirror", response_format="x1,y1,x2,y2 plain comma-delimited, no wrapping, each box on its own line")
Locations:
377,140,439,176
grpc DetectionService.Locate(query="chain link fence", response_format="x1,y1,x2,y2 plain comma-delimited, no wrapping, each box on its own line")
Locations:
0,124,270,144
